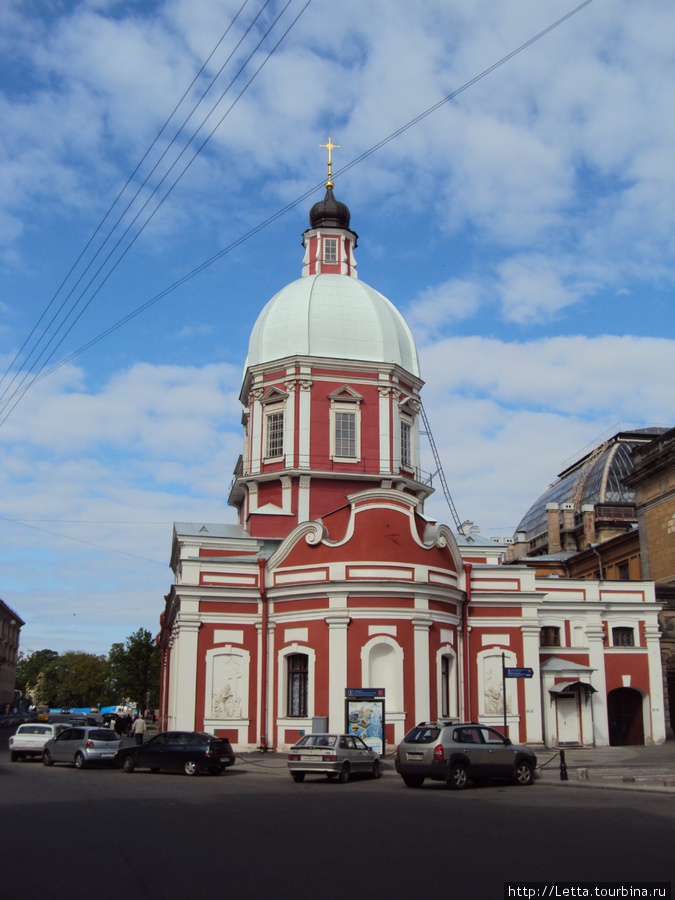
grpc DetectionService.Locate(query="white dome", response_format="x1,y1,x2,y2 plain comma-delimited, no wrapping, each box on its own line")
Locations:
245,274,420,377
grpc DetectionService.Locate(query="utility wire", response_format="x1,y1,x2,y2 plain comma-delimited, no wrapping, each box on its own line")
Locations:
0,0,311,424
0,0,593,419
0,0,285,410
0,0,252,398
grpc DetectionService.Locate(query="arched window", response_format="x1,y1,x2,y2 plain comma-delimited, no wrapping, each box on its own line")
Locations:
287,654,308,717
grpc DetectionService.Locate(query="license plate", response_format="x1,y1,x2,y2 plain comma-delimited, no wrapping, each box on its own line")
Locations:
101,753,114,758
407,752,423,760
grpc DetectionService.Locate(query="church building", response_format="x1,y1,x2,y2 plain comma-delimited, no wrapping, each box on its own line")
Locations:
157,152,665,750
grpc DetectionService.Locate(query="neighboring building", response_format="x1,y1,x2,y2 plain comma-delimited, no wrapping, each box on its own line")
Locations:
158,169,665,750
507,427,675,740
0,599,24,713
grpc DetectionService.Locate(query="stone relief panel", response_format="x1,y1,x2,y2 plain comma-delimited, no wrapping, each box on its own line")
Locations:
209,651,246,720
482,654,512,716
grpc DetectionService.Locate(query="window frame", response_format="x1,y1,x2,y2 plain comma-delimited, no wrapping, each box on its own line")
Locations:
612,626,635,647
400,416,413,469
264,406,285,461
286,653,309,718
323,236,339,264
329,396,362,463
540,626,561,647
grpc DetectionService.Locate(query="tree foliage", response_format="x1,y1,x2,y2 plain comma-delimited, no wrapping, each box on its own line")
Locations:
15,628,160,710
108,628,160,711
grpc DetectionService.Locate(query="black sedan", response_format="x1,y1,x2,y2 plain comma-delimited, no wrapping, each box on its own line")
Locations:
116,731,235,776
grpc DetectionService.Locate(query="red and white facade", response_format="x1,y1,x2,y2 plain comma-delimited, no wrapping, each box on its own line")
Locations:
158,186,665,749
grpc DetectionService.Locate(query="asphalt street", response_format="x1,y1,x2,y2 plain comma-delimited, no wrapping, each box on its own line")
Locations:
1,733,673,900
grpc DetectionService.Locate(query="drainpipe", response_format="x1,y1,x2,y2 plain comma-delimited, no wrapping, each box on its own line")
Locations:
258,557,270,751
157,606,171,732
462,562,473,722
590,544,604,580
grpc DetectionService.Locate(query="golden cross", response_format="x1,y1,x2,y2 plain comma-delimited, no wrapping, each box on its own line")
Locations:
319,136,340,189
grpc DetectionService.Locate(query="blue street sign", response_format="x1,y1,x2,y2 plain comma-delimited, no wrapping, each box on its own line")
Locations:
504,667,534,678
345,688,385,698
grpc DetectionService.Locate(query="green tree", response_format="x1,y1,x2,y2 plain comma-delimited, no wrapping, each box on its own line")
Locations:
54,652,110,708
108,628,160,712
15,649,60,706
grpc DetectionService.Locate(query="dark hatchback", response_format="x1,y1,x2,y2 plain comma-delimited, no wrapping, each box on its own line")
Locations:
116,731,235,776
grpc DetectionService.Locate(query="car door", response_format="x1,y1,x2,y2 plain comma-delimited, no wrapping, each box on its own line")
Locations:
352,736,373,772
135,733,167,769
51,728,73,762
452,726,489,777
478,727,516,777
162,732,191,771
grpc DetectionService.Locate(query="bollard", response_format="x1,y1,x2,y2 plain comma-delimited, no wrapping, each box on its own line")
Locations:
560,748,568,781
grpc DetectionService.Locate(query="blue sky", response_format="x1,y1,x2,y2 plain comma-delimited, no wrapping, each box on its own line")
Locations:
1,0,674,656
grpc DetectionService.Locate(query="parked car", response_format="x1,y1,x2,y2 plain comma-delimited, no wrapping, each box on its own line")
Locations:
395,721,537,790
116,731,235,776
9,723,68,760
42,726,122,768
287,733,381,783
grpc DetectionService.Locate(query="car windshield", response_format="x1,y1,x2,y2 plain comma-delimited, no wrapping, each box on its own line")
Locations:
295,735,336,748
403,726,441,744
89,730,117,741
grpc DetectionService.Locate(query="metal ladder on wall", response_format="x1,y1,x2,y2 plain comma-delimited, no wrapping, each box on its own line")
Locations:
419,403,464,535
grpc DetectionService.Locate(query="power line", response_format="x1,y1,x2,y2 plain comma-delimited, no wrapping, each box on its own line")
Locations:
0,0,311,424
0,0,254,399
0,0,594,419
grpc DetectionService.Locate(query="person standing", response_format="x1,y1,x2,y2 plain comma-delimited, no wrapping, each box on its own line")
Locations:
131,715,146,745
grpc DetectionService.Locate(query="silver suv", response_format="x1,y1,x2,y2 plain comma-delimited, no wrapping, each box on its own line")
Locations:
395,721,536,789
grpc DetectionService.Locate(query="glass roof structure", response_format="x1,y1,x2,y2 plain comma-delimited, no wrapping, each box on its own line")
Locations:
515,428,668,543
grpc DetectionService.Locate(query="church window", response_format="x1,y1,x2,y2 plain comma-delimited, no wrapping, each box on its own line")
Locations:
612,626,635,647
400,419,412,468
334,410,356,458
265,410,284,459
287,653,308,717
323,237,338,264
329,393,362,463
540,626,561,647
441,655,451,717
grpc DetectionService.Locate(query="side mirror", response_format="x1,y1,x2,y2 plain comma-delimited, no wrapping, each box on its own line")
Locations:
504,738,512,746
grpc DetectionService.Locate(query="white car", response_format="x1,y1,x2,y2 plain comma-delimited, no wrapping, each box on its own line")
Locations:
9,723,67,761
287,733,382,783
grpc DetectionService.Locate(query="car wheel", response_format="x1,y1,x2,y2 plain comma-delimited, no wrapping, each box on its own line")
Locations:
513,760,534,786
122,755,136,773
371,760,381,779
42,750,54,767
74,752,87,770
447,762,468,790
10,751,18,762
337,762,350,784
183,759,200,776
292,772,305,782
402,774,425,788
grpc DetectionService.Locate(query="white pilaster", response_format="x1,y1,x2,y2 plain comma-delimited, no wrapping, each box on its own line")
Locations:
378,385,391,473
645,624,666,744
521,623,543,744
413,617,432,724
327,614,351,732
173,603,201,731
586,623,609,746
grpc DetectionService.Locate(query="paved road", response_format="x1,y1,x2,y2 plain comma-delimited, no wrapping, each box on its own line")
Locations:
1,738,673,899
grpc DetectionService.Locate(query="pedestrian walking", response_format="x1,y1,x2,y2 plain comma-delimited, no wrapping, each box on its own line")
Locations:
131,715,146,745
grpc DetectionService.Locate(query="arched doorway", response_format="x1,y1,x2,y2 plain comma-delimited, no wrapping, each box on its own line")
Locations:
607,688,644,746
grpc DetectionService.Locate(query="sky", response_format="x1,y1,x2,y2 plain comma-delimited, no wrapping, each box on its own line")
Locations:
1,0,674,657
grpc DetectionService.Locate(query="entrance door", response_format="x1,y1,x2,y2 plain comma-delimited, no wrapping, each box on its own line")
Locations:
608,688,644,746
556,694,580,744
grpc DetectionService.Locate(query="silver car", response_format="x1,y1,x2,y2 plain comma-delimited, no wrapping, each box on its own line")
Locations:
287,733,381,783
9,723,69,761
395,721,537,789
42,726,122,769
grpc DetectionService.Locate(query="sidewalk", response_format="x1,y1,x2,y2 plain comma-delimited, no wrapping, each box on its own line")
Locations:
535,741,675,794
234,743,675,794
